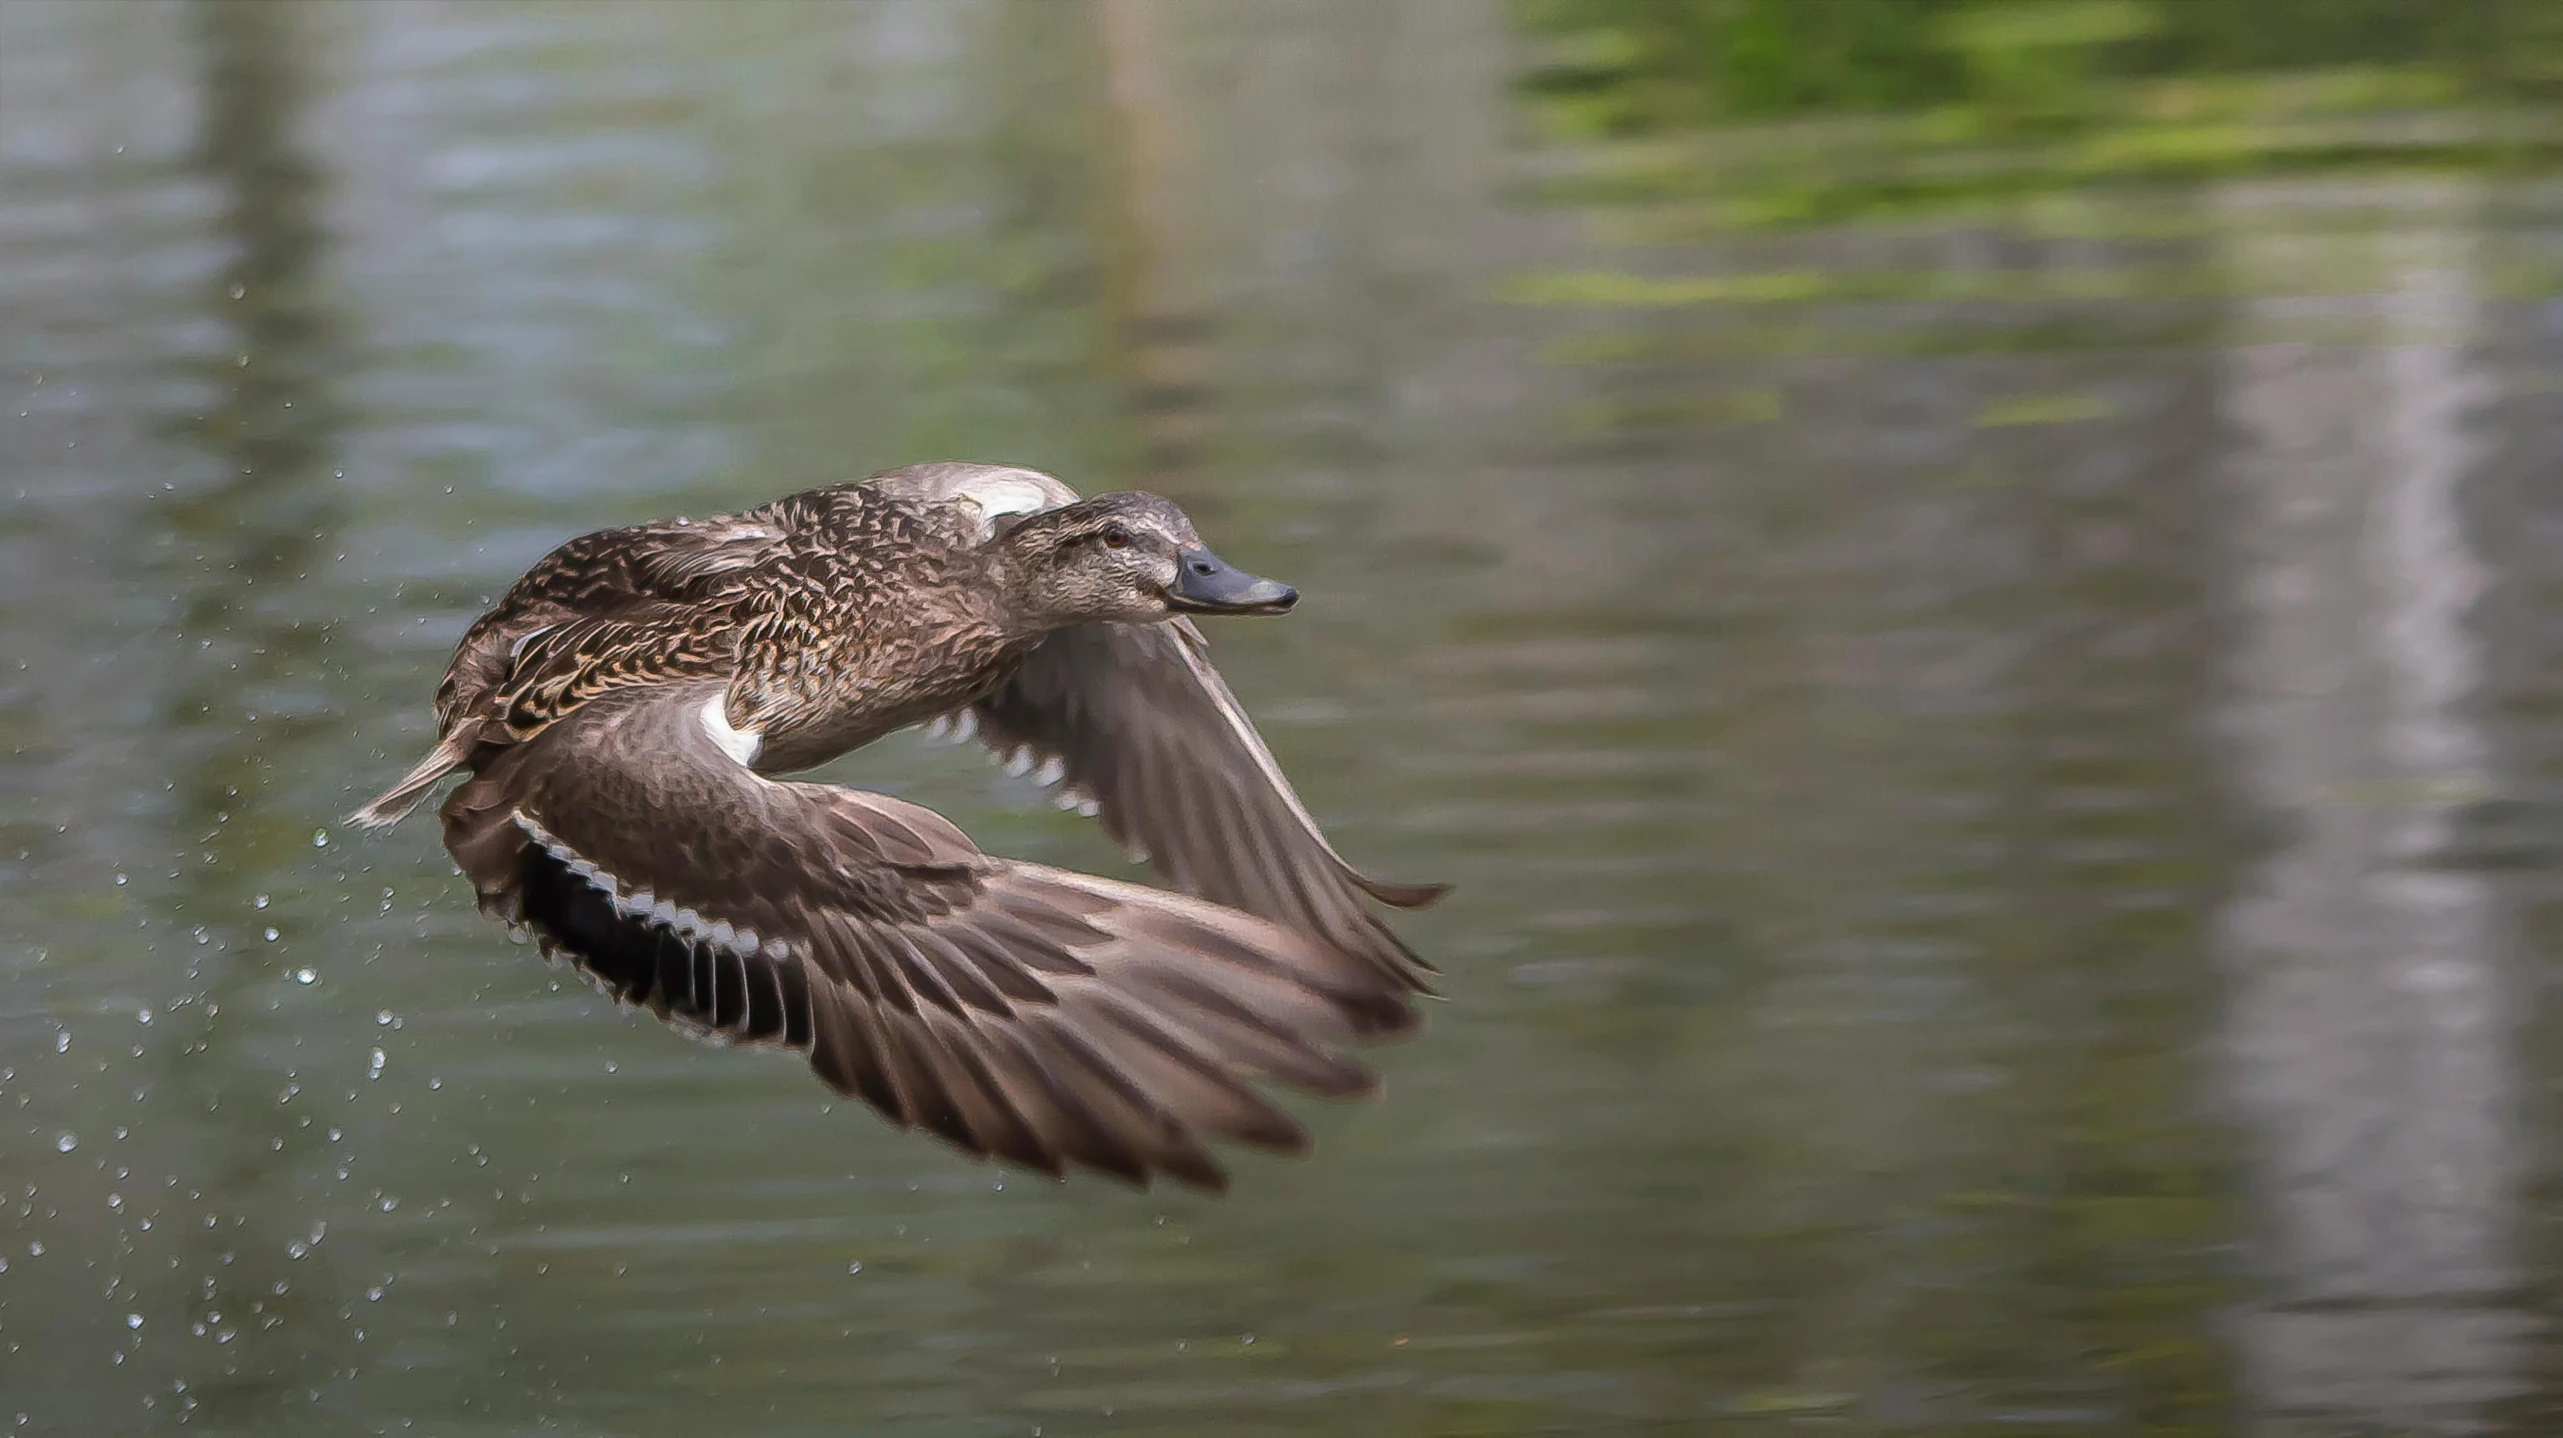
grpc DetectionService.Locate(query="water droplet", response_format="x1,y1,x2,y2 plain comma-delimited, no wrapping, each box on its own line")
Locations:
54,1031,69,1054
113,873,128,886
846,1261,862,1275
375,1011,393,1027
254,895,270,910
125,1313,142,1329
54,1133,74,1154
136,1009,151,1026
293,969,315,985
312,830,328,849
262,928,279,943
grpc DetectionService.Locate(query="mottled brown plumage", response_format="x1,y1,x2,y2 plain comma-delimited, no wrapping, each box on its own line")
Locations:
354,462,1444,1192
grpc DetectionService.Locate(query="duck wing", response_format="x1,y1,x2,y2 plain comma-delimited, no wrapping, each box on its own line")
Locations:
960,620,1447,992
439,513,789,727
353,511,788,830
352,598,748,828
440,681,1416,1193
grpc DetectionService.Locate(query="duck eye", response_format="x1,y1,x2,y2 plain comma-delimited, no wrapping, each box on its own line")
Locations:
1101,525,1131,550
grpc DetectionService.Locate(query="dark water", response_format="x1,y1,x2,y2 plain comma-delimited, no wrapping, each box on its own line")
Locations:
8,1,2563,1433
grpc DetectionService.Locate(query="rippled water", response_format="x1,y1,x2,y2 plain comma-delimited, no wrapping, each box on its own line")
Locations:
8,2,2563,1434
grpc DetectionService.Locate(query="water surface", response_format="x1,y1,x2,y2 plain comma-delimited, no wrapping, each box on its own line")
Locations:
8,2,2563,1434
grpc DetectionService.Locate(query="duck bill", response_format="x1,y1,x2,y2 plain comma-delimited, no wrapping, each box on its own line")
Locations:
1167,546,1298,615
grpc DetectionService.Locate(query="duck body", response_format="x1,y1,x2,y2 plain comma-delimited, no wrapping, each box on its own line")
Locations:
354,462,1441,1193
431,474,1034,779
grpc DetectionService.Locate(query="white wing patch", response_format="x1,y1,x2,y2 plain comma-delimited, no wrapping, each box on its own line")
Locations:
956,474,1062,540
863,462,1078,538
698,694,762,766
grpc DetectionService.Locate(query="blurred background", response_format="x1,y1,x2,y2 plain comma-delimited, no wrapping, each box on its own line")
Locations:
7,0,2563,1433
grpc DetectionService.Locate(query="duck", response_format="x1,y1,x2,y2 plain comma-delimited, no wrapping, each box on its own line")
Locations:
350,461,1445,1193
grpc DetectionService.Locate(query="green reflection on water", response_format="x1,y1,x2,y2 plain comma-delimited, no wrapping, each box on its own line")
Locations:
1520,0,2563,229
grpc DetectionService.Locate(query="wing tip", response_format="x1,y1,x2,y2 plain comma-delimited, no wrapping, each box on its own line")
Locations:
1357,876,1452,911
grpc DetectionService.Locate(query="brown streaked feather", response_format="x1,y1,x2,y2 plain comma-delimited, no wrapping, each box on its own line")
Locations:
439,682,1415,1193
434,514,790,730
355,480,932,826
490,602,744,735
354,513,791,829
967,619,1447,992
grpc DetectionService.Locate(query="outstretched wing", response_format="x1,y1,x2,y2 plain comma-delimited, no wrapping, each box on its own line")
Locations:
960,620,1446,992
440,681,1416,1193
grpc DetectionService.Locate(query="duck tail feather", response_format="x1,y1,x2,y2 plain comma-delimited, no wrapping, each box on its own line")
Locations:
1351,874,1452,911
348,730,477,829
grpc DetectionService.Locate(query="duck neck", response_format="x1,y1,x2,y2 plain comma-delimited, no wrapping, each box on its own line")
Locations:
980,525,1078,642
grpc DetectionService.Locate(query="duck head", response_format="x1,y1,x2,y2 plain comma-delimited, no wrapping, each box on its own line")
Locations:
994,492,1298,631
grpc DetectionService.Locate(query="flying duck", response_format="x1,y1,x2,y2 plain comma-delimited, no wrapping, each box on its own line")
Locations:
351,462,1444,1192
